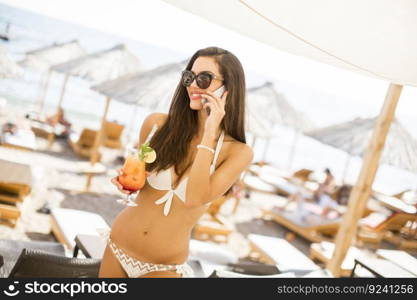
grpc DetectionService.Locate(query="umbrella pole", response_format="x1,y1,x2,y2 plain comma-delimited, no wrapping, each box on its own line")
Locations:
327,83,403,277
127,105,139,144
287,129,299,171
47,73,69,149
90,96,111,165
86,96,111,190
38,69,51,114
57,73,69,110
261,138,270,163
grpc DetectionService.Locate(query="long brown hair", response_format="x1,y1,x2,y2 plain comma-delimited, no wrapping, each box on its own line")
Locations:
147,47,247,188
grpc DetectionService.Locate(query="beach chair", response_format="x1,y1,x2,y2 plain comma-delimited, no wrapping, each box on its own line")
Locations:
0,129,37,151
50,208,110,250
192,192,238,243
0,204,20,228
375,249,417,277
193,215,233,243
243,174,277,194
247,163,291,179
103,121,124,149
372,192,417,214
0,159,32,200
257,173,300,197
0,239,65,278
9,248,100,278
291,168,313,183
210,269,296,278
263,206,340,243
309,241,363,277
248,234,321,276
205,194,230,224
358,209,417,250
0,159,32,227
69,128,101,160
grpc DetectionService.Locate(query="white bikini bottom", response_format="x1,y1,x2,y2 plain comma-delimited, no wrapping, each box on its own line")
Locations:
99,229,194,278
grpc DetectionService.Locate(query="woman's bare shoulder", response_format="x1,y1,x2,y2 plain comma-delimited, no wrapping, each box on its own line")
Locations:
224,136,253,161
145,112,168,128
139,113,168,144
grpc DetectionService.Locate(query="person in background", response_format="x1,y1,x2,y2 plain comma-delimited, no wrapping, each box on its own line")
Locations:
46,108,72,138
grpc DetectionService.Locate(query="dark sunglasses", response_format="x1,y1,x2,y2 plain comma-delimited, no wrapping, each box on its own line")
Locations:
181,70,224,89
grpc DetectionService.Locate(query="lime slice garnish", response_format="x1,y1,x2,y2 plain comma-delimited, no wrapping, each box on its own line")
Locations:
138,142,156,163
143,150,156,163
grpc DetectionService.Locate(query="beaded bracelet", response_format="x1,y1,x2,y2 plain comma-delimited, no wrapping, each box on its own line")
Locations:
196,144,215,154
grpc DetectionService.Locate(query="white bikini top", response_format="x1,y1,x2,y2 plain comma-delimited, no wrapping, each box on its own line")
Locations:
145,124,225,216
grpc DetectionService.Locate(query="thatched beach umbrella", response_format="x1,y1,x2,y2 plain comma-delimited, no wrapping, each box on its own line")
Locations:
247,82,314,164
51,44,144,111
93,60,187,108
162,0,417,276
19,40,86,111
0,45,22,79
306,117,417,181
51,44,144,165
92,60,187,142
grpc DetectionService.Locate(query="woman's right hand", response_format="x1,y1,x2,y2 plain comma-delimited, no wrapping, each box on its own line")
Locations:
111,169,150,194
111,169,134,195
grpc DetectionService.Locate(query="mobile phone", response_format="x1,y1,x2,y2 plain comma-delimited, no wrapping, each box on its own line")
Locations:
201,86,225,115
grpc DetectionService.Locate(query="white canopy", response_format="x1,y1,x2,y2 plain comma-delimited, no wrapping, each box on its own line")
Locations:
163,0,417,87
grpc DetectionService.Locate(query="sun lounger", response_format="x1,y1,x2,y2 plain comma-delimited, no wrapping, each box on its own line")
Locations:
384,230,417,250
257,173,299,196
291,168,314,183
212,269,296,278
375,249,417,276
50,208,110,250
360,211,417,233
0,239,65,278
0,203,20,227
248,234,320,274
372,192,417,214
263,207,340,242
309,241,363,277
243,174,277,194
69,128,101,160
9,248,101,278
193,216,233,243
247,164,291,179
0,159,32,226
351,255,416,278
103,121,124,149
205,194,230,224
358,211,417,249
0,129,37,151
0,159,32,202
188,239,239,276
189,239,238,265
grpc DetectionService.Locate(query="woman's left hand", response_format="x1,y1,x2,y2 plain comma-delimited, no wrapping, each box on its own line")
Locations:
202,90,228,137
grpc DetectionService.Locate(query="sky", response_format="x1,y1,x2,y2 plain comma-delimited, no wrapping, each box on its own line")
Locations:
1,0,417,131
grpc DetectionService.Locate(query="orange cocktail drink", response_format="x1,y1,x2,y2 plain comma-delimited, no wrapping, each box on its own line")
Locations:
118,151,146,192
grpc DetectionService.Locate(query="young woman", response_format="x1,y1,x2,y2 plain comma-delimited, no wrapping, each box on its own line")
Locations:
99,47,253,278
